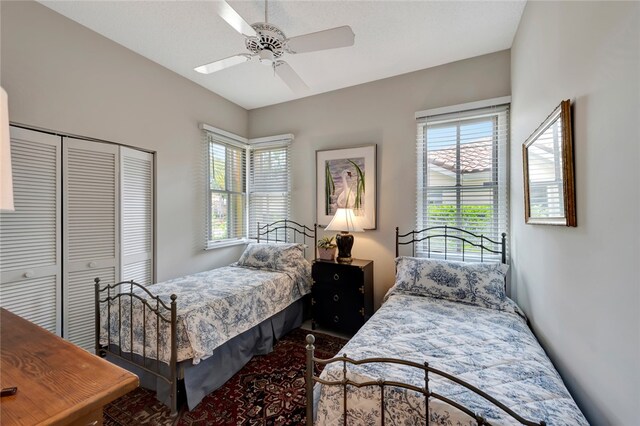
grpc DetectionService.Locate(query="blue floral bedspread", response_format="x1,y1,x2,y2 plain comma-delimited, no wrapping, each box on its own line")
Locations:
100,264,311,364
315,294,588,425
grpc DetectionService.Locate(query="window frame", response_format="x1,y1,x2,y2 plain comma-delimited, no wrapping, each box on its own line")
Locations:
205,129,249,249
415,97,510,261
247,137,292,240
202,124,293,250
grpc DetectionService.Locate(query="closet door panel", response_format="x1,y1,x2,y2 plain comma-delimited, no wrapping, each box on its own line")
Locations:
63,138,119,350
0,127,61,334
0,276,58,332
120,147,154,285
122,258,152,285
66,266,115,347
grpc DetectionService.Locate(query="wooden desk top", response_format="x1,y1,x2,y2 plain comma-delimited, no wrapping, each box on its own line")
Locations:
0,308,138,425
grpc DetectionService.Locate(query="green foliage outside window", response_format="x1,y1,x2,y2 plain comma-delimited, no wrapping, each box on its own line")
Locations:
427,204,493,231
426,204,496,253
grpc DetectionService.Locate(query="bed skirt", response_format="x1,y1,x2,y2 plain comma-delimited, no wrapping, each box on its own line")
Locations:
106,297,305,410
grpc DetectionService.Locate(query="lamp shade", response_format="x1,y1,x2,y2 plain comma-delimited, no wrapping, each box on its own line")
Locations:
325,208,364,233
0,87,14,211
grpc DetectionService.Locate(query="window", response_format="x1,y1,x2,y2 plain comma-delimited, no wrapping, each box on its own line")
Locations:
416,100,509,259
206,130,247,247
248,139,291,239
204,125,293,248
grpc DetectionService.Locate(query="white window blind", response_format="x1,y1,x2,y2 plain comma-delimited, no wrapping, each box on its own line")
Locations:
416,103,509,260
206,131,247,247
248,139,291,239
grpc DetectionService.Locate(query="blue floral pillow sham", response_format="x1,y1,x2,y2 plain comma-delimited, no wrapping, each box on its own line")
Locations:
387,256,523,316
237,243,308,273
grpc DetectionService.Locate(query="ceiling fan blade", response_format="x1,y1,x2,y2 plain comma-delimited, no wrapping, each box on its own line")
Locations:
286,26,355,54
274,61,309,94
194,54,252,74
214,0,257,38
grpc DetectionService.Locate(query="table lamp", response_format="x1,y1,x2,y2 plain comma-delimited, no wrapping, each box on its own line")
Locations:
325,208,363,263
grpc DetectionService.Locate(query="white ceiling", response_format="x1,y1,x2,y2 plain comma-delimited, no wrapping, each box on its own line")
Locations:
39,1,526,110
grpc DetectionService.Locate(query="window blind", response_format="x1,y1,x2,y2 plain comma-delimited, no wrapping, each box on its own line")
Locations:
206,132,247,246
416,103,509,260
248,139,291,239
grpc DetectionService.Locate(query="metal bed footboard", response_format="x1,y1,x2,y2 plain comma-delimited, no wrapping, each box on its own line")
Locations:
305,334,544,426
94,278,179,415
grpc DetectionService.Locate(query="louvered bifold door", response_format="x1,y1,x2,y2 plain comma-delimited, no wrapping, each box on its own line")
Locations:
63,138,119,350
120,147,154,285
0,127,61,334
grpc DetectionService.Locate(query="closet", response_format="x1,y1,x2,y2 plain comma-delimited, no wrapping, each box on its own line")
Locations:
0,126,154,351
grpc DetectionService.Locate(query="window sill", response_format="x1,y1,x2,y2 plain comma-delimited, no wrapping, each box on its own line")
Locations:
205,239,249,251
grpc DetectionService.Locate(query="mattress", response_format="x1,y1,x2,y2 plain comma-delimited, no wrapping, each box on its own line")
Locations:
315,293,588,425
100,264,311,364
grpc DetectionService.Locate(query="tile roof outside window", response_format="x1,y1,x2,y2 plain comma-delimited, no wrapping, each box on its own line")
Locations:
428,140,492,173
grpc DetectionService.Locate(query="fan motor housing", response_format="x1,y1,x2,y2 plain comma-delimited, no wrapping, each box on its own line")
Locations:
246,22,286,59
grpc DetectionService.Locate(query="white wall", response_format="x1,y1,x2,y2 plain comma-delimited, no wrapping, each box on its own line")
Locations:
249,50,511,307
1,1,249,280
510,2,639,424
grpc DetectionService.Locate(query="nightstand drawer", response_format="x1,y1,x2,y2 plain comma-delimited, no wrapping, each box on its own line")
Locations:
312,285,344,306
314,282,363,307
313,265,361,287
316,307,345,328
312,303,362,335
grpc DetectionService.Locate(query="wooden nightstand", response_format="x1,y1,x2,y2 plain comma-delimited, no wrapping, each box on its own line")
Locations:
311,259,374,335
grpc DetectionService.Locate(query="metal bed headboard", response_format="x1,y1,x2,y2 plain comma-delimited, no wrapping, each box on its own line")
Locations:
257,220,318,260
396,226,507,264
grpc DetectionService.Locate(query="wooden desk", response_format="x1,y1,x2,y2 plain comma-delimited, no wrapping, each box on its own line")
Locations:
0,308,138,425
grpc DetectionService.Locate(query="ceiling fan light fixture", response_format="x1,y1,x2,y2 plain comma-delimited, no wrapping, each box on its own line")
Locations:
258,49,275,65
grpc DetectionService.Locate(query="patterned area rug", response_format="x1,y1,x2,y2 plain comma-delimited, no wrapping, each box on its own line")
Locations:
104,328,347,425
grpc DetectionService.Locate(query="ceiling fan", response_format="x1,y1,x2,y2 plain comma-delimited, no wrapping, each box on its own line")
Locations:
194,0,355,93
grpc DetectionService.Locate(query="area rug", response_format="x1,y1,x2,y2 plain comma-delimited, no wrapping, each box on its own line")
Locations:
104,328,347,425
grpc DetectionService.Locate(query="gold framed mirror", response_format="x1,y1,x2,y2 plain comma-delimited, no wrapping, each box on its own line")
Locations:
523,100,576,226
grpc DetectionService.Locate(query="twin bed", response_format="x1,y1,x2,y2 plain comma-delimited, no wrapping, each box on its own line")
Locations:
95,222,588,425
94,220,316,413
306,227,588,425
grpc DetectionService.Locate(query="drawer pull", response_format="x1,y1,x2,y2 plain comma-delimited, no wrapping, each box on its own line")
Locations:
333,315,340,323
24,271,34,278
333,273,340,281
88,261,97,268
359,286,364,294
359,307,365,317
333,294,339,302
